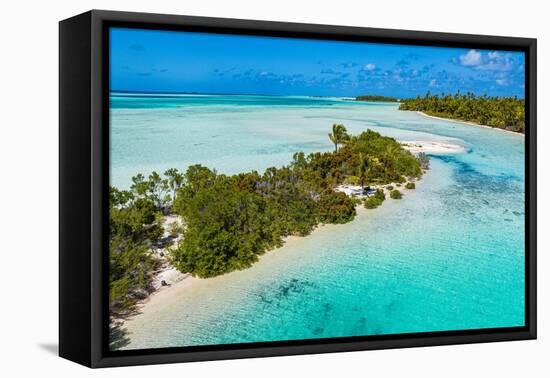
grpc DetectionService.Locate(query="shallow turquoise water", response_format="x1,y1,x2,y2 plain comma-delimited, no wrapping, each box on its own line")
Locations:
111,94,525,349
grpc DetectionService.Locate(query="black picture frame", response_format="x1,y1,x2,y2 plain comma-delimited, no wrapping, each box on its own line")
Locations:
59,9,537,368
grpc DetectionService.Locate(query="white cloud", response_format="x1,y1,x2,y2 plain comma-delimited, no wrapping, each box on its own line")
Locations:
364,63,376,71
459,50,483,66
429,79,436,87
496,78,508,86
458,50,516,72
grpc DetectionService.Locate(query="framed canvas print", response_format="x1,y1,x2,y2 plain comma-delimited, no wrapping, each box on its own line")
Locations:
59,10,537,368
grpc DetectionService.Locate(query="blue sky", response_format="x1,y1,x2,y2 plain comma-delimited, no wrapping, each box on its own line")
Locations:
110,27,525,98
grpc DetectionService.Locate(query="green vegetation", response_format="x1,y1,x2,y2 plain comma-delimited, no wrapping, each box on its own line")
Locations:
171,168,279,277
405,182,416,189
356,95,399,102
390,189,403,199
328,123,350,152
364,189,386,209
109,170,185,316
399,91,525,133
418,152,430,170
109,125,424,309
109,186,162,316
317,191,358,224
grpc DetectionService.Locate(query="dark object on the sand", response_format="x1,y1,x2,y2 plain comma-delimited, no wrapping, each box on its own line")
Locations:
161,280,168,287
133,289,148,300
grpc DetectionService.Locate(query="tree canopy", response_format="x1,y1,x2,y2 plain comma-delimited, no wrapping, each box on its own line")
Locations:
328,123,350,152
109,186,162,315
355,95,399,102
399,91,525,133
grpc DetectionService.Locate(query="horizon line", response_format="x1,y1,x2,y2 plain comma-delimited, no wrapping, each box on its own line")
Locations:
110,89,525,100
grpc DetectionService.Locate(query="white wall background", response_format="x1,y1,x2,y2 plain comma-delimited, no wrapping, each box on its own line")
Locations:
0,0,546,376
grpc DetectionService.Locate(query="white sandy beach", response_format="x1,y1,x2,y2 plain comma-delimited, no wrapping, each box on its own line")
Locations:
400,140,465,154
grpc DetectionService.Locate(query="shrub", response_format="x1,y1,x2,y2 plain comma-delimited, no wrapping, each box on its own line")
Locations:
109,237,158,315
317,191,357,224
418,152,430,170
364,196,383,209
390,189,403,199
374,188,386,201
172,171,277,278
386,185,394,190
364,189,386,209
405,182,416,189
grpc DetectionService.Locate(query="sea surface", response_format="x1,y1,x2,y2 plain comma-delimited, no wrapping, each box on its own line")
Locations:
110,93,525,349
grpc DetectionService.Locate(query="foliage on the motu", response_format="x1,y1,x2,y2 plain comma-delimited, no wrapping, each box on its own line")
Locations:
130,169,185,212
399,91,525,133
405,182,416,189
171,167,280,278
356,95,398,102
109,169,185,316
351,130,422,182
110,125,424,285
259,166,320,237
317,191,358,224
109,236,158,315
390,189,403,199
170,166,358,278
328,123,350,152
417,152,430,170
364,189,386,209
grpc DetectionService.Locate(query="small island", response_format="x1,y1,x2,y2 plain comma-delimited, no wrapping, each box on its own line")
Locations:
355,95,399,102
109,125,428,324
399,91,525,133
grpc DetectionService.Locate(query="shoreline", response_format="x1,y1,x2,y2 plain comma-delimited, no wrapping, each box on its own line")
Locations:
118,181,419,343
121,207,369,322
400,140,465,154
415,111,525,137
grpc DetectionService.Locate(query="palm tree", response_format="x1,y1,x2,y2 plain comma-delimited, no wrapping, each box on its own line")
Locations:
328,123,349,152
358,153,369,191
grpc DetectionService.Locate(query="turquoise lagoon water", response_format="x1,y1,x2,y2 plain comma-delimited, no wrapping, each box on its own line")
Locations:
111,94,525,349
